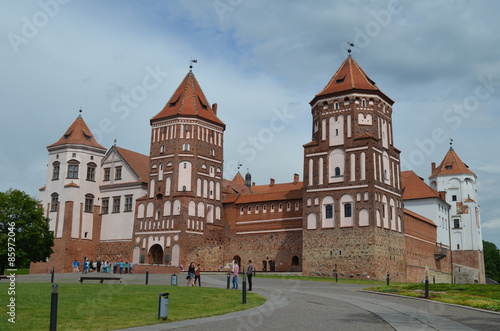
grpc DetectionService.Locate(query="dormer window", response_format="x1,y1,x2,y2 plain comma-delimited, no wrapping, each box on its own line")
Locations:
336,74,346,84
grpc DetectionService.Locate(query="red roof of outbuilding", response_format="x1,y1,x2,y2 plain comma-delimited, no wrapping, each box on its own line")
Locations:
151,70,224,126
401,170,441,200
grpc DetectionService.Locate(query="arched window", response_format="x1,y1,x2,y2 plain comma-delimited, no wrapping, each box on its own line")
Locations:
52,162,60,180
335,167,341,177
292,256,299,266
84,194,94,213
50,193,59,212
67,160,79,179
183,142,190,151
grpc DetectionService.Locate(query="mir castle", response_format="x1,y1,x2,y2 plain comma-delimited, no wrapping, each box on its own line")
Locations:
32,56,485,283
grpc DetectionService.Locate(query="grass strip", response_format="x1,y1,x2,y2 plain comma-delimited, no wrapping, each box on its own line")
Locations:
368,283,500,312
0,283,266,330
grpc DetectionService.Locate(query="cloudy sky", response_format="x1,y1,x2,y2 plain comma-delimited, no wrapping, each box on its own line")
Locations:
1,0,499,247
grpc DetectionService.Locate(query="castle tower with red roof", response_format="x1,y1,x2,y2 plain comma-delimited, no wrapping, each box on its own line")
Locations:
302,56,406,280
37,114,107,272
429,146,485,283
132,68,226,267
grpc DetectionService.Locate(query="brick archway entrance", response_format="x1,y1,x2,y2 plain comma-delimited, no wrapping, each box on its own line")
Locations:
149,244,164,264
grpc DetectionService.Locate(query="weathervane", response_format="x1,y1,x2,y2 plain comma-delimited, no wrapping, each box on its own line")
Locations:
189,58,198,69
347,42,355,55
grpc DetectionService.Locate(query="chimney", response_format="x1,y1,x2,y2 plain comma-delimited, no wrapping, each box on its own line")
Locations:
431,162,436,173
293,173,299,184
212,103,218,115
270,178,275,187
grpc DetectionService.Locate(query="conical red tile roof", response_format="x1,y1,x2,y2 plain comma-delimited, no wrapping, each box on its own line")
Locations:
430,147,474,177
151,70,224,126
311,56,393,105
47,115,106,150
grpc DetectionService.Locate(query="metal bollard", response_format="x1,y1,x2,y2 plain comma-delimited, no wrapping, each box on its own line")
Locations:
50,284,58,331
51,267,55,284
386,272,390,286
227,272,230,289
424,276,429,298
171,274,177,286
242,275,247,304
146,269,149,285
158,292,169,320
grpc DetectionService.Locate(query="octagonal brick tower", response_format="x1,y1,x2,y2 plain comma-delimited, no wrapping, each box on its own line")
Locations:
302,56,406,281
132,69,226,269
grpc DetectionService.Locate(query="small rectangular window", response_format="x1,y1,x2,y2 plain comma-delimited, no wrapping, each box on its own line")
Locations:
113,197,121,213
101,198,109,214
452,195,457,201
124,196,133,212
115,167,122,180
104,168,111,181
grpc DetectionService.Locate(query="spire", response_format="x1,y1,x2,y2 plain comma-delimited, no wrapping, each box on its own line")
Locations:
430,148,474,178
310,56,393,105
47,114,106,150
245,169,252,188
151,70,224,126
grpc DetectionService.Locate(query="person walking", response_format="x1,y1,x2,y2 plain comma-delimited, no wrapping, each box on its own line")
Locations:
246,260,254,291
232,261,239,289
72,260,80,273
187,262,195,286
194,264,201,287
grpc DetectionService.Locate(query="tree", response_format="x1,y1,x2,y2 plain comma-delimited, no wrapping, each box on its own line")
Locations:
483,240,500,283
0,189,54,274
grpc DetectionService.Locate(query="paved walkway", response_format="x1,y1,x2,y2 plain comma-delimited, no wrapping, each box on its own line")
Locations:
13,273,500,330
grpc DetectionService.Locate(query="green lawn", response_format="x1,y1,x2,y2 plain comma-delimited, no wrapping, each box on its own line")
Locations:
369,283,500,311
0,283,266,330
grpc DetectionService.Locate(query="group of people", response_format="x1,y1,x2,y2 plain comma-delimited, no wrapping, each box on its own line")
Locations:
231,260,254,291
72,259,134,274
186,262,202,286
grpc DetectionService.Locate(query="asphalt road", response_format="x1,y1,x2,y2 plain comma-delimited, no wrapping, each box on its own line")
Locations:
14,273,500,330
122,273,500,331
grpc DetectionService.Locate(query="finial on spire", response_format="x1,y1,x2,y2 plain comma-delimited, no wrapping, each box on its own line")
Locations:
450,138,454,150
114,139,117,146
78,107,83,117
189,58,198,69
237,163,242,170
347,42,355,56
